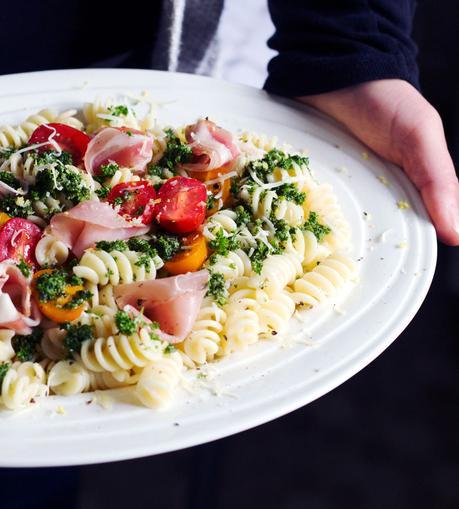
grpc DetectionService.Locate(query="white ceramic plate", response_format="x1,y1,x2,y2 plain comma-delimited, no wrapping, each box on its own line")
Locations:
0,69,436,467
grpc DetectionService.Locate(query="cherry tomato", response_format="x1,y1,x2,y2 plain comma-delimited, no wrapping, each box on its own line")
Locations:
28,123,91,165
0,218,42,266
32,269,85,323
164,233,208,275
155,176,207,234
107,180,157,224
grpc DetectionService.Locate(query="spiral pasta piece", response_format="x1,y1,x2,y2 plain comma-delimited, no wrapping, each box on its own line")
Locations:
1,153,37,182
0,109,83,149
79,327,164,375
135,352,183,409
203,209,238,240
83,96,156,134
239,186,304,227
206,249,252,282
85,283,118,310
269,160,316,194
259,252,304,294
35,234,69,267
72,306,117,338
219,278,261,355
102,167,141,188
304,185,351,251
73,249,158,286
182,297,227,365
284,229,331,270
292,254,357,307
47,360,137,396
1,362,48,410
257,290,296,337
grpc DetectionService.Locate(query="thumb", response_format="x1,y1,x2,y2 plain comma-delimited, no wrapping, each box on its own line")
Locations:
398,108,459,246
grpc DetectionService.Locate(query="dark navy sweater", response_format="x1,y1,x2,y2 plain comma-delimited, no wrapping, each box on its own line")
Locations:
0,0,418,96
265,0,419,95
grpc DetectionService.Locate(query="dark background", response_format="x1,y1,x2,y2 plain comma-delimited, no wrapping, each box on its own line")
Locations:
1,2,458,508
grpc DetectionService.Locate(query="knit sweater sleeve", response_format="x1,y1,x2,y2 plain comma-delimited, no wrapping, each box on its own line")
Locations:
264,0,419,96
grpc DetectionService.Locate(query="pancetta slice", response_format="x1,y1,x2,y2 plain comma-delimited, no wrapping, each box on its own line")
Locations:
50,200,150,258
181,119,239,172
114,270,209,343
84,127,153,175
0,262,40,334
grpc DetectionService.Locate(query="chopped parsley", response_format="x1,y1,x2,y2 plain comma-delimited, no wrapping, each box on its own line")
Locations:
17,258,31,278
246,149,309,182
0,195,33,218
271,219,292,248
134,253,153,271
154,233,181,261
12,329,43,362
147,128,192,176
0,171,20,189
94,163,119,184
34,150,73,167
127,237,157,258
206,194,216,211
96,186,110,199
249,242,271,275
31,162,90,205
115,310,137,335
209,229,240,256
108,105,129,117
62,290,92,309
0,363,10,384
164,344,177,354
206,272,228,306
302,211,331,242
95,240,128,252
234,205,251,226
34,270,83,303
276,183,306,205
61,323,94,354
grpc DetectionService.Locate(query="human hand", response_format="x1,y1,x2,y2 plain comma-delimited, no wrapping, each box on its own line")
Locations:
299,79,459,246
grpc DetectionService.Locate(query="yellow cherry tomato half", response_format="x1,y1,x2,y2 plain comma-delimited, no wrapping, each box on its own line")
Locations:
32,269,86,323
0,212,11,227
163,233,208,275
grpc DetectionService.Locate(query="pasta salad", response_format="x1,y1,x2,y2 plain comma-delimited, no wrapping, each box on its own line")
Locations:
0,97,356,411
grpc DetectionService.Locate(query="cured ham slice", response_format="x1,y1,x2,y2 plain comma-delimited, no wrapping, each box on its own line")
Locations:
84,127,153,175
114,270,209,343
50,200,150,258
181,119,239,172
0,262,40,334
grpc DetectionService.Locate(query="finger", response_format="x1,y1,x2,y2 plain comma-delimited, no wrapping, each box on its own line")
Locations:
399,110,459,246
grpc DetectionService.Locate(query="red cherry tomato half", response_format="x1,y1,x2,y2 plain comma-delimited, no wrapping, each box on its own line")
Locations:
28,123,91,165
107,180,157,224
155,176,207,234
0,218,42,266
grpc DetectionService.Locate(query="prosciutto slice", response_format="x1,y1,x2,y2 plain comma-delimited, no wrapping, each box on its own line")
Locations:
114,270,209,343
50,200,150,257
181,119,239,172
0,262,40,334
84,127,153,175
